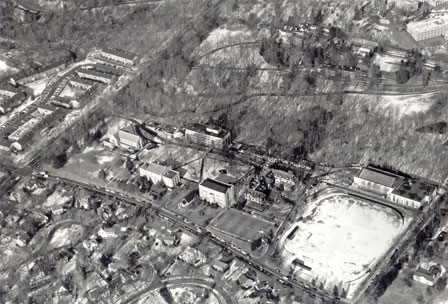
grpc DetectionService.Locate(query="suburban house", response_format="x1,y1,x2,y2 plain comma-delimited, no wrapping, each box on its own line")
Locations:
185,123,231,149
69,76,95,89
211,260,229,273
413,261,445,286
51,203,66,215
199,178,235,208
163,235,179,246
180,191,196,208
99,48,137,66
245,176,270,205
76,69,114,84
139,162,180,188
353,166,403,196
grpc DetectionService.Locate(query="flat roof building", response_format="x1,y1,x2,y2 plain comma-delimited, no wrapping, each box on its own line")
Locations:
353,166,403,195
199,178,235,208
408,15,448,41
185,123,231,149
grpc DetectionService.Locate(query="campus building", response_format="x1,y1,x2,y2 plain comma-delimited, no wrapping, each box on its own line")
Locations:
353,166,402,196
139,163,180,188
271,168,296,189
408,15,448,41
185,123,231,149
199,178,235,208
353,166,438,209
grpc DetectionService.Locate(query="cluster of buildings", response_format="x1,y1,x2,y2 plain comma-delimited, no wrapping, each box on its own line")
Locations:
139,162,181,189
9,59,69,86
0,104,63,152
0,86,27,115
407,14,448,41
353,166,438,209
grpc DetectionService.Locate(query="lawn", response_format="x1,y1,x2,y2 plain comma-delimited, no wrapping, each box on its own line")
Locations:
279,192,412,299
210,209,274,243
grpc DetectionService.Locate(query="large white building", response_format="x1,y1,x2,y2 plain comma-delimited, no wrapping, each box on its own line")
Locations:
139,163,180,188
407,14,448,41
199,178,235,208
185,123,231,149
76,69,114,84
353,166,438,209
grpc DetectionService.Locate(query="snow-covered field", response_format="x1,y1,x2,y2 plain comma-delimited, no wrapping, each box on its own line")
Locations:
0,59,17,76
280,192,411,298
379,93,435,117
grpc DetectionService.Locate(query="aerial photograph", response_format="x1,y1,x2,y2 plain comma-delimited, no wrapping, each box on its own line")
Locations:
1,0,448,303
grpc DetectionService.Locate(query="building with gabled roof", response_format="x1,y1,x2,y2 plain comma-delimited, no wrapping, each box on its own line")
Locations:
76,68,114,83
353,166,403,195
0,85,19,97
69,76,95,89
100,48,137,66
139,162,180,188
212,260,229,272
413,261,445,286
199,178,235,208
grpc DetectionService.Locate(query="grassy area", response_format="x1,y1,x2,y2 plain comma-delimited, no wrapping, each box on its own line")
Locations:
210,209,274,242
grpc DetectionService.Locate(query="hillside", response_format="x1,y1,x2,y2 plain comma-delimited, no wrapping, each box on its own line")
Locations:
112,0,448,183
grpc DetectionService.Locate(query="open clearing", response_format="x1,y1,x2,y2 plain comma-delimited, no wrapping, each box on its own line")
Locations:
210,209,274,242
48,225,85,249
280,192,411,298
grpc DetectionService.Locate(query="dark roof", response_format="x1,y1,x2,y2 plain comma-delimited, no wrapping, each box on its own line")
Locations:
77,69,114,79
70,76,95,86
183,191,196,203
163,170,178,179
201,178,231,193
357,167,401,188
92,64,123,75
186,123,230,139
101,48,136,61
391,178,437,202
0,85,19,94
36,59,68,73
0,140,11,148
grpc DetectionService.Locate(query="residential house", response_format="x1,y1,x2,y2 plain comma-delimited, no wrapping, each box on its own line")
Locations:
100,48,137,66
178,246,206,267
185,123,231,149
139,162,180,188
199,178,235,208
180,191,196,207
413,261,445,286
246,175,270,205
212,260,229,273
238,274,254,289
163,235,179,246
51,203,66,215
